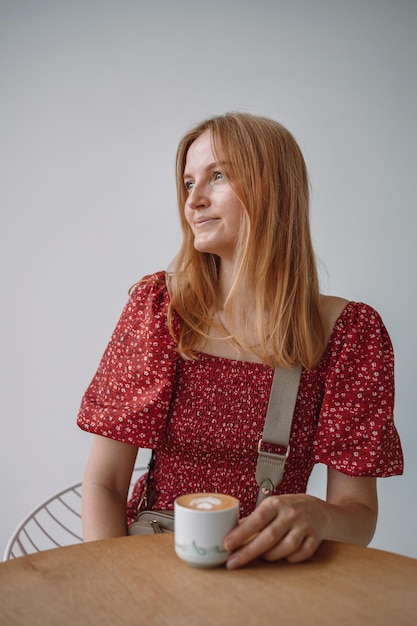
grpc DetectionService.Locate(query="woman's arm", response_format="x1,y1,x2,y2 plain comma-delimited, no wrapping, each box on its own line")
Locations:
81,436,138,541
321,468,378,545
223,468,378,569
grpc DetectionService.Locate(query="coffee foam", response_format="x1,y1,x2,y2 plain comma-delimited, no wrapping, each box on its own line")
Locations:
177,493,238,511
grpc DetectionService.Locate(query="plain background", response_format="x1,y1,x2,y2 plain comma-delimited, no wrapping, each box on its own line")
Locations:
1,0,416,559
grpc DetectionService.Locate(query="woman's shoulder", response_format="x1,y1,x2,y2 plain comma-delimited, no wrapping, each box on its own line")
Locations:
319,295,392,359
129,271,169,304
319,295,350,345
121,270,171,322
130,270,167,293
127,270,183,334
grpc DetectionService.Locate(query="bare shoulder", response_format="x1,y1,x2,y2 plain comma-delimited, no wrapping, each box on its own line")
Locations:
319,294,350,344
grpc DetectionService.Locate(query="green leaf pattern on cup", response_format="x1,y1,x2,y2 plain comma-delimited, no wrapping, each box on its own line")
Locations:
175,540,228,557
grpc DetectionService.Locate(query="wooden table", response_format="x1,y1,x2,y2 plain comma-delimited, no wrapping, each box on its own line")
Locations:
0,535,416,626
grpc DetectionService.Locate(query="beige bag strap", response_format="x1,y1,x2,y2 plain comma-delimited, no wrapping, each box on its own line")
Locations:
255,364,302,506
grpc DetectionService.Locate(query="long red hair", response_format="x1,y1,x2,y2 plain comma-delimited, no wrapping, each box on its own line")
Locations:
167,112,324,369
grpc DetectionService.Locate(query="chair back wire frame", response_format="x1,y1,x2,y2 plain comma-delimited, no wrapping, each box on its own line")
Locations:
3,466,147,561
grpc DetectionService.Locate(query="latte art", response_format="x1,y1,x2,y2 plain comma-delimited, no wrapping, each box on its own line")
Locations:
177,493,238,512
190,496,227,510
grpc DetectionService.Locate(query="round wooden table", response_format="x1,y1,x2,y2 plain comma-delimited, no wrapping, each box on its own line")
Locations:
0,534,416,625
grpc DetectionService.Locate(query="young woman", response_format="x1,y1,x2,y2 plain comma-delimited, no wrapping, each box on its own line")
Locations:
78,112,403,568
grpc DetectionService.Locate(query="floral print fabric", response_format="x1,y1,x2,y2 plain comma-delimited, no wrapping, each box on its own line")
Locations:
77,272,403,523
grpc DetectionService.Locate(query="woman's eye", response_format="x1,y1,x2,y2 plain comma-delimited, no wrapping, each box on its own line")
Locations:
184,180,194,191
213,171,224,182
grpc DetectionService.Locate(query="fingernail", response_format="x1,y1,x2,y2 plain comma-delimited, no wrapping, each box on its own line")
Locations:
226,556,238,570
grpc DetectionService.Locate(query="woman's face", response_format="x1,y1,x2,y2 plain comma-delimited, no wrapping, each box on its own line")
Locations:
183,130,245,263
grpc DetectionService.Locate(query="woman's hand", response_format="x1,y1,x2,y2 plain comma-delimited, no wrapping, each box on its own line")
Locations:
223,470,378,569
224,494,327,569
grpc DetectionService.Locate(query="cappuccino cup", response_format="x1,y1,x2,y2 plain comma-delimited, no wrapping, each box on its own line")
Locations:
174,493,239,568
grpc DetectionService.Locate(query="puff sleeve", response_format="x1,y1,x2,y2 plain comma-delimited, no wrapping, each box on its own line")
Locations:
313,303,403,476
77,272,179,448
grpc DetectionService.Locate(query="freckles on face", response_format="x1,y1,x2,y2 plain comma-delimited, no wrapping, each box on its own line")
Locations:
183,131,245,260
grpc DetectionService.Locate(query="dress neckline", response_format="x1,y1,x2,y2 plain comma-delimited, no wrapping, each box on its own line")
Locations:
194,351,271,369
193,301,355,371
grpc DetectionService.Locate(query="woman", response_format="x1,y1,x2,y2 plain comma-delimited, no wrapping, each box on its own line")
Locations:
78,112,403,568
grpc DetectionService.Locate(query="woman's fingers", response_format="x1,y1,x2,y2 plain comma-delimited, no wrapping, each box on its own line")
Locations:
224,498,277,550
262,532,319,564
224,495,322,569
284,534,319,563
224,498,287,569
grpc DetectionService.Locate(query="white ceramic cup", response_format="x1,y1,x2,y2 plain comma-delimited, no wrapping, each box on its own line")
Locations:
174,493,239,568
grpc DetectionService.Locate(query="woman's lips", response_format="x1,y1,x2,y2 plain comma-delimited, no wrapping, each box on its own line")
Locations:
194,217,218,226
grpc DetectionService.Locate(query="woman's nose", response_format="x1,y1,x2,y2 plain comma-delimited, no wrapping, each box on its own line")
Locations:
186,183,209,210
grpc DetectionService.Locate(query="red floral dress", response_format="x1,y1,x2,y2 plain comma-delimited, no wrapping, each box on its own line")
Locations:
77,272,403,524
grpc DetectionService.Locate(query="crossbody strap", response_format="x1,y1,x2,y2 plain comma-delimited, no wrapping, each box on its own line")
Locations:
255,364,302,506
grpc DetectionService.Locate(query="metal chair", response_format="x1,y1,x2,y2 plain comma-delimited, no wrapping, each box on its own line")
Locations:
3,466,147,561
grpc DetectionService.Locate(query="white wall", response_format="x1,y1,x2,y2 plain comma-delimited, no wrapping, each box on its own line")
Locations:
1,0,416,559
